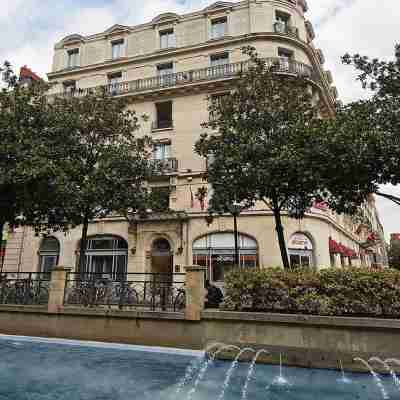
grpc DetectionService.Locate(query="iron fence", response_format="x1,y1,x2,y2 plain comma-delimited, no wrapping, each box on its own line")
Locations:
0,272,50,306
64,272,186,312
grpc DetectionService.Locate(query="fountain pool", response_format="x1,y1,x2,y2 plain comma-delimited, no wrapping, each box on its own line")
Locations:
0,335,398,400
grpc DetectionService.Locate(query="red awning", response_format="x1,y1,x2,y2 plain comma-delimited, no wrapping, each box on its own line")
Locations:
329,238,342,254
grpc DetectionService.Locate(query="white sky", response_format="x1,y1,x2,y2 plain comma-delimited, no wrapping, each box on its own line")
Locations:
0,0,399,239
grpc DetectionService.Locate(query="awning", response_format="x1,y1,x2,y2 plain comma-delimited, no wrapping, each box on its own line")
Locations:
329,238,358,258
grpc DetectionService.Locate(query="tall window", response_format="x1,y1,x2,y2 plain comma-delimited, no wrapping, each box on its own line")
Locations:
193,233,258,282
211,17,227,39
210,53,229,67
154,101,173,129
63,80,76,94
79,236,128,280
67,48,80,68
157,62,174,76
111,39,124,59
160,29,176,49
288,233,314,269
108,71,122,85
275,11,291,32
278,48,293,71
153,143,171,160
39,237,60,276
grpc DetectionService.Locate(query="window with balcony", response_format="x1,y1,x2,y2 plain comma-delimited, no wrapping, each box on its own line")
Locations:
153,142,171,160
154,101,173,130
160,29,176,49
108,71,122,85
210,52,229,67
157,62,174,76
278,48,293,71
67,48,80,68
210,92,229,121
210,17,227,39
111,39,124,59
63,80,76,94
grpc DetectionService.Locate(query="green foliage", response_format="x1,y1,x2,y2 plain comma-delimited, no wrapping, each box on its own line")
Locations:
389,241,400,270
223,268,400,317
0,61,59,237
320,44,400,209
195,46,328,268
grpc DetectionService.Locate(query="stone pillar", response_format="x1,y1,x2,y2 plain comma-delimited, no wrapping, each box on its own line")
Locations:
342,256,350,267
184,266,206,321
48,267,71,313
333,253,342,268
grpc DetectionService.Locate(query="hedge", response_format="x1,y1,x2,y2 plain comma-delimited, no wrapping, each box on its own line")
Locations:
222,268,400,317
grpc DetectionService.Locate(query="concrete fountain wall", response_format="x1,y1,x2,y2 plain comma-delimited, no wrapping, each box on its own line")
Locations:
0,305,399,372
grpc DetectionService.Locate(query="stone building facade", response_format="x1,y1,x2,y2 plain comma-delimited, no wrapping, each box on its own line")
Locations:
2,0,387,280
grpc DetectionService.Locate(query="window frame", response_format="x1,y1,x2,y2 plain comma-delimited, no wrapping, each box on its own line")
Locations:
159,29,176,49
67,48,80,68
210,52,230,67
210,17,228,40
111,39,125,60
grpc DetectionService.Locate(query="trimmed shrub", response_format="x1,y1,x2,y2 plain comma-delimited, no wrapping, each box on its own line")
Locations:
222,268,400,317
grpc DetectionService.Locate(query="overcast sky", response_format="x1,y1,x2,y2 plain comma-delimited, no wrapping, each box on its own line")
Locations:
1,0,398,239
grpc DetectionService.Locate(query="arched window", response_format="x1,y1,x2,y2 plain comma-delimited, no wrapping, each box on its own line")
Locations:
80,235,128,279
39,237,60,275
193,232,258,282
288,233,314,269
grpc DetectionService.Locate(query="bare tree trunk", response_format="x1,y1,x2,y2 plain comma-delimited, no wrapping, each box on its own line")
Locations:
78,211,90,274
271,200,290,270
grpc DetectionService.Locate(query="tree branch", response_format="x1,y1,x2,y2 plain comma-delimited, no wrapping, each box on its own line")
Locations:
376,191,400,206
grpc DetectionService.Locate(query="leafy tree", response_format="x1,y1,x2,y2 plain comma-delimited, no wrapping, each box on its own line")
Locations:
195,47,326,269
320,44,400,209
389,240,400,270
46,90,157,271
0,62,62,261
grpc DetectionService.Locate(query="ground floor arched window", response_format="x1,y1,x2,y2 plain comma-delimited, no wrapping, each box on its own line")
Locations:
39,237,60,275
193,232,258,282
79,235,128,279
288,233,314,269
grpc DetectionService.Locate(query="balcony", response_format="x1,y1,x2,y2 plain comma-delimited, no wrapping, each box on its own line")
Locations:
152,158,179,175
50,58,318,99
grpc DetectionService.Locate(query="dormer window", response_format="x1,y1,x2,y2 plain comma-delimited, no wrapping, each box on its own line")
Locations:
111,39,124,59
67,48,79,68
160,29,176,49
211,17,227,39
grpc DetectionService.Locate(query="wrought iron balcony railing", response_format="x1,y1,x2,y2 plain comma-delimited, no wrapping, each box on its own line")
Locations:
51,58,318,99
273,22,299,37
152,157,179,174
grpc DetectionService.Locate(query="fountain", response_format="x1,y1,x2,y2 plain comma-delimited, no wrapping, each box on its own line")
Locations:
369,357,400,388
217,347,256,400
185,344,241,400
354,357,390,399
241,349,270,400
337,359,352,384
271,353,291,386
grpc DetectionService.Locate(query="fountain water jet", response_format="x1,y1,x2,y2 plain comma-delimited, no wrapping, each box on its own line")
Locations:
271,353,291,386
370,357,400,388
176,356,204,394
241,349,270,400
337,359,352,384
185,345,241,400
217,347,256,400
354,357,389,399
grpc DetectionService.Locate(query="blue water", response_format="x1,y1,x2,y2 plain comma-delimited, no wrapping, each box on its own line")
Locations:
0,336,398,399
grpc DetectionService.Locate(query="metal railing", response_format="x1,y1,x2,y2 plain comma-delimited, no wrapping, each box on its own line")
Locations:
50,58,317,99
64,272,186,311
0,272,50,306
273,22,299,37
152,157,179,174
